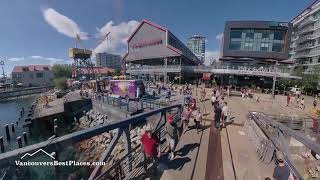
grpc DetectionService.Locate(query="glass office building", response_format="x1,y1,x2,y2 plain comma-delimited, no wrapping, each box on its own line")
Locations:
222,21,292,63
229,29,286,53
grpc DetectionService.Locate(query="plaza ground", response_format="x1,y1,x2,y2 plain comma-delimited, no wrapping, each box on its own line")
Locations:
157,87,315,180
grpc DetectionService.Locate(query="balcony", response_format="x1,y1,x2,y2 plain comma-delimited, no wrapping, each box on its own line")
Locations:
296,34,316,44
298,17,317,29
295,43,316,52
298,26,315,36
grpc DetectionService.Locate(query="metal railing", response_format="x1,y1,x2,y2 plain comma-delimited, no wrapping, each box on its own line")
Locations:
247,111,320,180
0,104,183,180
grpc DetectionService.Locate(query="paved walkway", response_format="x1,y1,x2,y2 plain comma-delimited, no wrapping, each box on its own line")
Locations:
157,87,314,180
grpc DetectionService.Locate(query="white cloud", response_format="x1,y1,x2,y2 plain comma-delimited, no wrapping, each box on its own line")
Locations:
93,20,139,54
8,56,65,63
8,57,25,62
205,50,220,65
42,8,88,39
216,33,223,41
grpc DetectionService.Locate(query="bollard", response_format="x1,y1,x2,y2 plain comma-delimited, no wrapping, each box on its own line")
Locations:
17,136,22,148
54,125,58,136
11,123,15,133
53,119,58,126
20,110,23,117
5,124,10,141
22,132,28,145
0,137,4,153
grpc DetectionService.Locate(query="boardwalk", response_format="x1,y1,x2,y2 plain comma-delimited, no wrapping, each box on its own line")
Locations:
152,88,314,180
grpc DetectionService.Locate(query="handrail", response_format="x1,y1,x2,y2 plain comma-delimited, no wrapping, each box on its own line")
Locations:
0,104,182,167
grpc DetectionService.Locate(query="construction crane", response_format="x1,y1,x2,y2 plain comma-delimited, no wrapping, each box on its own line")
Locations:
69,32,110,80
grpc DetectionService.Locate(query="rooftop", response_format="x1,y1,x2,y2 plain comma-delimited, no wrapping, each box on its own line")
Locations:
12,65,52,73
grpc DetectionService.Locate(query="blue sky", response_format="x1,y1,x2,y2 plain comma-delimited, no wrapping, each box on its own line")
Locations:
0,0,312,74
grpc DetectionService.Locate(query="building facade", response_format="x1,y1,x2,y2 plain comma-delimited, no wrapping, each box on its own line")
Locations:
123,20,201,83
96,53,122,70
222,21,292,65
12,65,54,87
218,21,293,87
187,35,206,63
290,0,320,73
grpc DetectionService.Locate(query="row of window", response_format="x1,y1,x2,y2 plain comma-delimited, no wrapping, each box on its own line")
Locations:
13,73,44,79
229,41,284,52
230,29,286,41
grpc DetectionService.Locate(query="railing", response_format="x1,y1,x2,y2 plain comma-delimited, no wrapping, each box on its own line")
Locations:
247,111,320,180
0,104,183,179
0,86,53,100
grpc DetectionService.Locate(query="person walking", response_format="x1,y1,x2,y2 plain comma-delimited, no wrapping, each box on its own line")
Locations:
286,94,291,107
165,112,179,159
273,151,291,180
182,106,192,134
221,102,230,127
300,97,305,110
141,124,160,177
193,108,203,134
214,103,222,129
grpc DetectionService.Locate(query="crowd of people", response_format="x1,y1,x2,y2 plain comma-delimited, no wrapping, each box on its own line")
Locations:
139,85,234,177
286,93,306,110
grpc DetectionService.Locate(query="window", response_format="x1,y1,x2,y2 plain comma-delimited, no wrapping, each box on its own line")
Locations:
36,73,44,78
274,31,285,40
230,30,242,38
229,41,241,50
272,43,282,52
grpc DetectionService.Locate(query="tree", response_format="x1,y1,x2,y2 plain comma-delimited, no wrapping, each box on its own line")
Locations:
114,69,121,76
52,64,72,78
53,77,68,90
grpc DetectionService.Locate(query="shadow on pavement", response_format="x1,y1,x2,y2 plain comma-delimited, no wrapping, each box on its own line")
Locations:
175,143,200,157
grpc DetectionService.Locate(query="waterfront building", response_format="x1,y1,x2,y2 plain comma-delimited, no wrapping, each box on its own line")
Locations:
75,66,114,79
187,35,206,63
96,52,122,70
123,19,201,83
219,21,293,87
11,65,54,87
290,0,320,73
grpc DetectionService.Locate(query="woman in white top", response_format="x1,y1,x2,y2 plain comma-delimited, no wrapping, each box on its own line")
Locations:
221,102,230,127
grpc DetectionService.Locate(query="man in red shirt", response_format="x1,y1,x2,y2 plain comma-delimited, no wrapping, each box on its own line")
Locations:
141,124,160,177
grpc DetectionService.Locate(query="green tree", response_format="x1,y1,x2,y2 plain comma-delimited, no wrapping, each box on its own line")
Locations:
52,64,72,78
53,77,68,90
290,66,320,95
113,69,121,76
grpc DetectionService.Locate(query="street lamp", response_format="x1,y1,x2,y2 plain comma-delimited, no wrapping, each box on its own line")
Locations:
272,61,279,99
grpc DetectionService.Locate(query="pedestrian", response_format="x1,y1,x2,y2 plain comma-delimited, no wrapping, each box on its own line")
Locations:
193,108,203,134
182,106,192,134
227,87,230,97
296,95,300,107
190,98,197,111
273,151,291,180
214,103,222,129
286,94,291,107
221,102,230,127
165,112,179,159
141,124,160,177
300,98,305,110
211,95,217,106
313,97,318,107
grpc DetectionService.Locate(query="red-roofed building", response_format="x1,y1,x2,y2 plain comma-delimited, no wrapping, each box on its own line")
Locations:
12,65,54,87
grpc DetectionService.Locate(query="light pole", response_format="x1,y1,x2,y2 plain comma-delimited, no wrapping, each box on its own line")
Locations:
272,61,279,99
164,58,168,85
